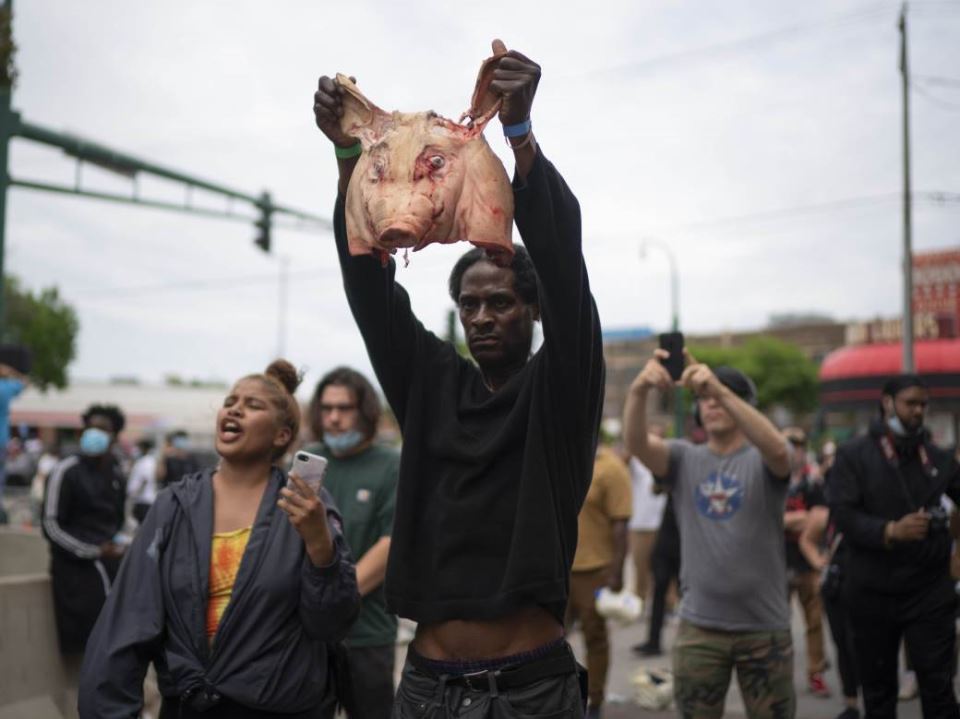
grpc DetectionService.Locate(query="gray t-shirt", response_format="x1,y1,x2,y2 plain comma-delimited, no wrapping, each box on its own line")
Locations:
665,439,790,631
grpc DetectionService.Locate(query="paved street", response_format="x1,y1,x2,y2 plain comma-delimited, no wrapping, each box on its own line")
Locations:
566,603,927,719
0,488,937,718
391,599,930,719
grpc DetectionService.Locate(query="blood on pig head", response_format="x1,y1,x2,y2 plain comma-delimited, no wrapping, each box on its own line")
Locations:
336,49,514,266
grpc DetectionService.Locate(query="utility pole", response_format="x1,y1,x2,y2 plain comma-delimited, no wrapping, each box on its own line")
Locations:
446,309,457,345
0,0,15,340
899,4,915,372
276,256,289,358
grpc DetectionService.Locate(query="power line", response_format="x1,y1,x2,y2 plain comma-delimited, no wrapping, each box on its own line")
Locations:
906,0,960,9
913,74,960,88
913,83,960,110
577,4,900,79
648,190,960,234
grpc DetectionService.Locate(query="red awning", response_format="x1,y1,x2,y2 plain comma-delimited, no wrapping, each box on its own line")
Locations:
819,339,960,381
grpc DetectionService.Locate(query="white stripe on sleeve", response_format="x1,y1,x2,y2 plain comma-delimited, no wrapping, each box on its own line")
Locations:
42,456,103,560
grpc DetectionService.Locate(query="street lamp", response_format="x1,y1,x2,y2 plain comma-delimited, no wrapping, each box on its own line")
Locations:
639,238,685,436
639,238,679,333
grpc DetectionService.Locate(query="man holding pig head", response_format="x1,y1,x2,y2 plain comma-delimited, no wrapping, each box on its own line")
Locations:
314,40,605,716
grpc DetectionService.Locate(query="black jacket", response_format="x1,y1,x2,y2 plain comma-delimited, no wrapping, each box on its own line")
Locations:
827,419,960,596
42,453,125,561
79,468,360,718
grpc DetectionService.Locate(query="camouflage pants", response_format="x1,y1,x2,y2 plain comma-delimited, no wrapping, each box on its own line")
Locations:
673,620,796,719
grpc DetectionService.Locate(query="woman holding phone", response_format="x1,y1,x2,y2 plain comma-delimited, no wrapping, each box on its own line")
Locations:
79,360,360,719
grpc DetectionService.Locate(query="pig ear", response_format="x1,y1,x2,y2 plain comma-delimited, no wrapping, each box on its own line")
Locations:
460,44,508,131
335,74,392,149
454,153,514,258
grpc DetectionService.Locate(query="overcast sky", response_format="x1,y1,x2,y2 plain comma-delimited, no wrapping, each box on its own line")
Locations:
7,1,960,394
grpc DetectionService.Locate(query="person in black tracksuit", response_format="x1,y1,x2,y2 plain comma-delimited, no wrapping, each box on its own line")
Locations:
42,404,127,659
828,375,960,719
79,361,360,719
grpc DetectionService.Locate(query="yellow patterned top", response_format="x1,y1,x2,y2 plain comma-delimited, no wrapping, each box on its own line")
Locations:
206,526,251,640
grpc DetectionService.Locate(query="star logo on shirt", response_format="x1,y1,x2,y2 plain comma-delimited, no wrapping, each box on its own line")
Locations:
695,471,744,520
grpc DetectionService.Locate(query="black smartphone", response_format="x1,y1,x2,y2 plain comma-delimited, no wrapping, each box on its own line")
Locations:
658,332,685,381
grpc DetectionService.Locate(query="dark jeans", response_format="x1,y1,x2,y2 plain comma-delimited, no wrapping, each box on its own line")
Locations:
341,643,395,719
647,543,680,649
392,642,585,718
848,579,959,719
50,553,120,654
822,584,858,700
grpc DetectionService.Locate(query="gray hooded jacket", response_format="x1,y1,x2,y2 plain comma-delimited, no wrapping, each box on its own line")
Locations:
79,467,360,717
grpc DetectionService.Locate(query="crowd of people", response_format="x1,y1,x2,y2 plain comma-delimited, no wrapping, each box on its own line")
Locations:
1,42,958,719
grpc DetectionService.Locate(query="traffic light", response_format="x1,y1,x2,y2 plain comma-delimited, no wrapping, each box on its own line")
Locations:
254,191,273,253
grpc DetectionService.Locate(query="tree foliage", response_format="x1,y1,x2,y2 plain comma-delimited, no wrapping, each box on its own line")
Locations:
689,336,819,414
0,5,17,89
4,276,79,391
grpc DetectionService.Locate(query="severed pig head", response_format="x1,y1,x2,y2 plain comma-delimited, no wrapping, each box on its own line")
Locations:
336,51,514,265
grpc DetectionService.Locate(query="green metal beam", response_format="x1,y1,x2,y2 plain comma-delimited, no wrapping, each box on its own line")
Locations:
15,118,259,204
10,177,254,221
0,0,334,339
8,177,331,229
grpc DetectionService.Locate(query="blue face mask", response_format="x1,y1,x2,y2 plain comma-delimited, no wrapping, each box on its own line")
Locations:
172,435,190,451
324,430,365,455
80,427,111,456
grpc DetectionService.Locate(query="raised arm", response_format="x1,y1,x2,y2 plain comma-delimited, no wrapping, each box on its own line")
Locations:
681,357,791,478
314,75,361,194
488,39,539,181
486,44,603,415
623,351,674,478
314,75,444,418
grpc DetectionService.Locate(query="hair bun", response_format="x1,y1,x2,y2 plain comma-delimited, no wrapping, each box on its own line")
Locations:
265,359,302,395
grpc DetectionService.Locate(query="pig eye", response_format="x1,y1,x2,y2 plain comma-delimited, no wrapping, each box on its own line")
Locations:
428,155,445,170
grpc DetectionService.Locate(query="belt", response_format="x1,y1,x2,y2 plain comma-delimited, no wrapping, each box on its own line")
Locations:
408,642,577,692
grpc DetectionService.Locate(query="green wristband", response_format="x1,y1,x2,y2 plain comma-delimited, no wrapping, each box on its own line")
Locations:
334,142,362,159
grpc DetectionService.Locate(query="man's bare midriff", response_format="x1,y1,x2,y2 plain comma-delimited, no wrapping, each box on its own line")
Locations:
412,605,563,661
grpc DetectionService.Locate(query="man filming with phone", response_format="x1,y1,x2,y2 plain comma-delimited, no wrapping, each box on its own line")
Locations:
623,348,795,719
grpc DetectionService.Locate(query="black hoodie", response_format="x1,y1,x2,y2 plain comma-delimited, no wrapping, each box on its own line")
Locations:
78,468,359,718
827,419,960,596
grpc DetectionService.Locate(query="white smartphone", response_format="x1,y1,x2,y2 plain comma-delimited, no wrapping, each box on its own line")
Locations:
289,450,328,497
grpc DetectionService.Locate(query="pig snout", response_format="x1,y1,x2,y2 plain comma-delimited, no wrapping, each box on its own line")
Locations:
378,225,419,248
369,189,446,249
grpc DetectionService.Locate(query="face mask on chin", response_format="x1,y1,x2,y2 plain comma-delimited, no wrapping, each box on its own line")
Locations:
324,430,365,455
887,414,921,438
